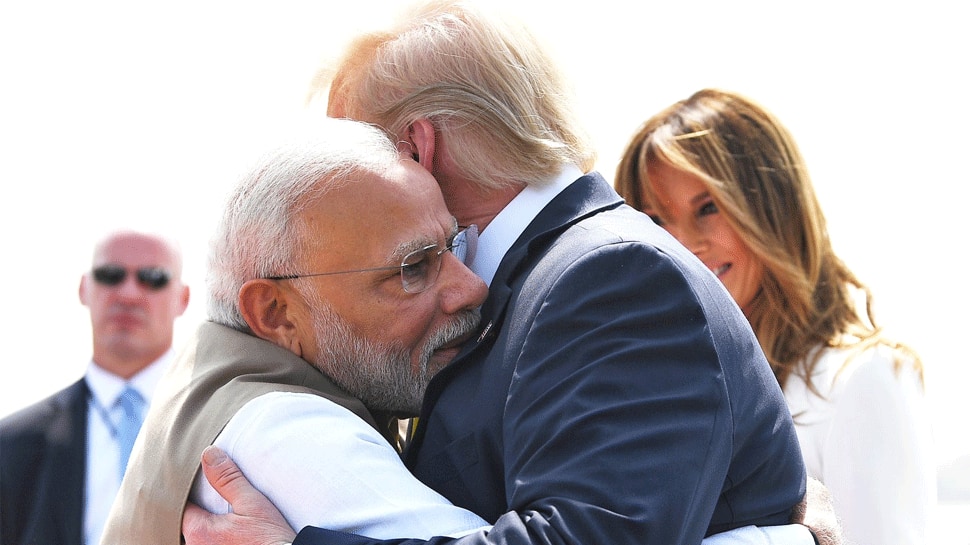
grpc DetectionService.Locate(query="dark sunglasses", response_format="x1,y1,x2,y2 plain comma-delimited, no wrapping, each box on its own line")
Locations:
92,265,172,290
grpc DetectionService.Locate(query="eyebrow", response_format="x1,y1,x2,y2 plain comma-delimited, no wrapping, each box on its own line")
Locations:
641,191,711,216
690,191,713,208
388,217,460,261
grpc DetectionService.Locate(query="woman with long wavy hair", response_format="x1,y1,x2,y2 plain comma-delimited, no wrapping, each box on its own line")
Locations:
615,88,935,545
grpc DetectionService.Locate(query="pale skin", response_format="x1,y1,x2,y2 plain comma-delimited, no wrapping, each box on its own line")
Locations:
79,231,190,379
365,113,523,234
640,161,765,315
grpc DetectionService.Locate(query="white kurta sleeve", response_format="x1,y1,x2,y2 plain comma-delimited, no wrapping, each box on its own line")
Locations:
190,392,491,540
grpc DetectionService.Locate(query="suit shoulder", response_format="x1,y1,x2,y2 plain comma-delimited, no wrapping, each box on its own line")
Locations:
0,380,86,437
571,204,693,255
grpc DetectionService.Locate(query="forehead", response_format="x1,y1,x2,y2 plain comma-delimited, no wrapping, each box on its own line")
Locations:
645,162,709,206
94,234,178,268
303,161,452,262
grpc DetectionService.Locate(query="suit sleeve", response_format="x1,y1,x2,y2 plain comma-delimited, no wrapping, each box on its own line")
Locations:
294,242,770,545
485,242,735,543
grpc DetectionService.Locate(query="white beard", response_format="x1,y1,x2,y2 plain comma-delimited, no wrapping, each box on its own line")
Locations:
303,293,479,415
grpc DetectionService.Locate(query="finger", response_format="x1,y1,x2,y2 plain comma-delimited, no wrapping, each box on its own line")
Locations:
201,445,255,508
182,501,215,543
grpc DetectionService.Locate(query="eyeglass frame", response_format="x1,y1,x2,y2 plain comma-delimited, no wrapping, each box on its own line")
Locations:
91,264,173,291
263,226,470,294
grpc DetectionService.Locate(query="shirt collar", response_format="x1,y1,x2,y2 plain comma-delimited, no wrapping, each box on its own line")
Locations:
85,349,175,407
468,164,584,286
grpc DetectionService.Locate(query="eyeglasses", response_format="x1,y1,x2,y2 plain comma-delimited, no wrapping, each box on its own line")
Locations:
92,265,172,290
265,228,468,294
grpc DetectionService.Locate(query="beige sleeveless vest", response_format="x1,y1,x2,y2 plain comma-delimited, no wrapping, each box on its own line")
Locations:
100,321,388,545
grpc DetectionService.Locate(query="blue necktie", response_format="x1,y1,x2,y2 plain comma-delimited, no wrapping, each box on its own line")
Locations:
116,386,144,479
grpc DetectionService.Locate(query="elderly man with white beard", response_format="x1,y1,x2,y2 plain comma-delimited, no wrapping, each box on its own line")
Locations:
99,117,493,545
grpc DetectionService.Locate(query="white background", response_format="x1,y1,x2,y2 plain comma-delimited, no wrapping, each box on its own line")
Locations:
2,1,966,541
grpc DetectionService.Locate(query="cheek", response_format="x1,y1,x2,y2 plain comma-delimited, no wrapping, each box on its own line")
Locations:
401,316,435,357
711,225,765,301
733,246,766,302
147,297,178,320
709,220,748,261
360,299,435,350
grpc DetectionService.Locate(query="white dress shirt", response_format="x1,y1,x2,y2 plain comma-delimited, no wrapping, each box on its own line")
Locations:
83,351,173,545
468,164,582,286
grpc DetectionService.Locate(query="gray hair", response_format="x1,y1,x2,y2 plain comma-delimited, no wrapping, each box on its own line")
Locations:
206,117,400,330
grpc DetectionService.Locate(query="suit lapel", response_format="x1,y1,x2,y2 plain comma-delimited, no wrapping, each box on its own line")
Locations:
405,172,623,461
479,171,623,328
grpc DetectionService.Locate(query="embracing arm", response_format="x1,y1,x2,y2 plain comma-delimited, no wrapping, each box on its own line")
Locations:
186,242,808,545
183,446,296,545
184,450,835,545
183,392,489,545
183,448,468,545
791,476,844,545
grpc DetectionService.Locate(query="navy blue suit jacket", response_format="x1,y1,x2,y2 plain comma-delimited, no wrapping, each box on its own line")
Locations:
1,379,89,545
296,173,805,545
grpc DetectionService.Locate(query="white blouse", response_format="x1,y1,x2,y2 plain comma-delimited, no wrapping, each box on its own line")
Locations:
784,343,936,545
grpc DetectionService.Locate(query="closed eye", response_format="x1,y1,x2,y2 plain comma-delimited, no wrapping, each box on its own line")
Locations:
401,245,436,285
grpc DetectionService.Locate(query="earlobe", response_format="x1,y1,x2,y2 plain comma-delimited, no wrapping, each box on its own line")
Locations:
238,280,302,355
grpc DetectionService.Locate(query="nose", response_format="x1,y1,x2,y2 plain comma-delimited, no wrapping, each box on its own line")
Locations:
115,273,148,300
438,251,488,314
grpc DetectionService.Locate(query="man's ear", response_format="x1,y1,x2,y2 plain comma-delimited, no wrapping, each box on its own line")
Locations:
175,284,191,317
238,279,302,355
407,118,437,172
78,274,89,306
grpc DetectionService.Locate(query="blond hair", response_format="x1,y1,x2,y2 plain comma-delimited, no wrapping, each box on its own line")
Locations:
312,0,595,190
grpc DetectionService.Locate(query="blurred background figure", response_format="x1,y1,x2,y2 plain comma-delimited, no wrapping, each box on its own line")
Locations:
0,229,190,545
614,88,936,545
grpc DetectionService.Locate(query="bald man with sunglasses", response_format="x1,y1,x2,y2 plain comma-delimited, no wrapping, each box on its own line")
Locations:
0,229,190,545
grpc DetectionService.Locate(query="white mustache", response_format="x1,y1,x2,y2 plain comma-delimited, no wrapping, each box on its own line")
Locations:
423,308,481,361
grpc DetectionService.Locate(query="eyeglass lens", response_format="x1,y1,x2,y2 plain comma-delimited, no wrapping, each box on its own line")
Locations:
401,245,443,293
92,265,171,290
400,230,466,294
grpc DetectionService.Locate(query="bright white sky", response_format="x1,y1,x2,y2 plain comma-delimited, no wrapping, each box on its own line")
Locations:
2,0,966,527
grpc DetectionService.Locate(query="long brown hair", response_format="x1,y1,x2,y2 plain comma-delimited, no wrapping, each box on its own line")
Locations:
615,89,921,390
